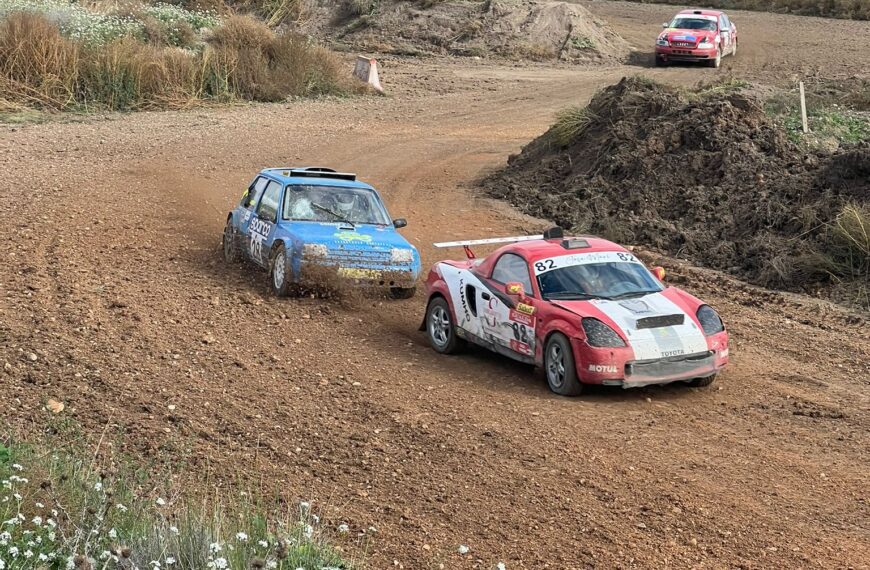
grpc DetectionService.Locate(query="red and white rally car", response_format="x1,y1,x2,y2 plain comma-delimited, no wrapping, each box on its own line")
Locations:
655,9,738,68
421,228,729,396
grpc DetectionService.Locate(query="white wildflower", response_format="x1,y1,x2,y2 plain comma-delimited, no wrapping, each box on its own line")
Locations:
235,532,248,542
1,480,9,489
212,557,228,569
27,541,35,547
66,556,75,569
150,561,161,568
169,526,179,535
258,540,268,547
304,524,313,538
311,514,320,524
155,497,167,506
11,464,23,472
3,518,18,526
299,501,310,512
109,528,117,539
337,524,349,534
35,536,42,544
208,542,222,554
100,551,112,560
24,550,33,559
48,531,56,541
165,557,176,566
1,497,7,503
9,546,18,557
94,481,103,492
47,518,57,528
497,564,507,570
13,494,22,501
0,559,5,569
115,503,128,512
51,510,58,517
266,562,277,569
35,502,44,509
17,514,24,521
458,545,469,554
32,516,43,526
39,553,49,561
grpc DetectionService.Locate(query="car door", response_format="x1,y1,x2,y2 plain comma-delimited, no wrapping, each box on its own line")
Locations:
238,176,269,246
245,179,283,267
477,253,538,361
719,14,732,52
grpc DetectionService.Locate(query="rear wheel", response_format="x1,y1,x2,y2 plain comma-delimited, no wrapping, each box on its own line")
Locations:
389,286,416,300
686,374,717,388
426,297,464,354
223,219,241,263
544,333,583,396
270,243,293,297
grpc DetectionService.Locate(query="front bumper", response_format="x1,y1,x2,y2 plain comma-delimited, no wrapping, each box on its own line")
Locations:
297,259,418,288
573,331,729,388
655,46,718,62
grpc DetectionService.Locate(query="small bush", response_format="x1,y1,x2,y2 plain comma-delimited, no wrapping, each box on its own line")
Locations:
831,202,870,277
551,105,596,147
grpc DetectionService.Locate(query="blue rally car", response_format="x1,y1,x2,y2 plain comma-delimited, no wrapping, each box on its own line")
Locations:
223,167,421,298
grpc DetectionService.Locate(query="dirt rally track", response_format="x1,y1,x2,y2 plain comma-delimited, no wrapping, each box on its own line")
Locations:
1,2,869,568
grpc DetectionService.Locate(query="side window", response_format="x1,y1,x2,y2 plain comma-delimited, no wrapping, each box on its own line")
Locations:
491,253,533,293
243,177,268,210
720,15,728,30
256,181,282,223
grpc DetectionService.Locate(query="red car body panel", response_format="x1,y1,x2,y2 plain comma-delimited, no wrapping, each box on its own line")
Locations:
655,9,738,64
423,236,729,388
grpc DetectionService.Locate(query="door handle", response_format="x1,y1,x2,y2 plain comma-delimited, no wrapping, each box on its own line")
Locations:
481,292,491,301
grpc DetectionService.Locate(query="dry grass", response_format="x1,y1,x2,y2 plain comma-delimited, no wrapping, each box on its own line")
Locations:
550,105,596,147
0,11,356,112
634,0,869,20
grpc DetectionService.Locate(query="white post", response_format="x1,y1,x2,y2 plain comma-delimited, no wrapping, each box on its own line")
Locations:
799,81,809,134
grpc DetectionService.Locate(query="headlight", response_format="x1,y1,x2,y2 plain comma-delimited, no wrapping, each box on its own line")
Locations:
656,38,669,46
303,243,328,258
699,41,714,48
696,305,724,336
390,248,413,263
582,318,626,348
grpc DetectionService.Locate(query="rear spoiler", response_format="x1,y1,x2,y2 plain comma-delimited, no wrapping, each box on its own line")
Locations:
434,227,563,259
272,167,357,181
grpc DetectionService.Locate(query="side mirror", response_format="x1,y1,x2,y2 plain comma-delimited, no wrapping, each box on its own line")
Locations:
505,282,525,297
393,218,407,229
652,266,666,281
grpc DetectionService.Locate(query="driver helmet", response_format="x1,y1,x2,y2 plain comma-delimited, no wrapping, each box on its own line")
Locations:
334,192,356,217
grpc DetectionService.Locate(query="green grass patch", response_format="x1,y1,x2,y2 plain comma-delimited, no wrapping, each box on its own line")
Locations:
0,442,360,569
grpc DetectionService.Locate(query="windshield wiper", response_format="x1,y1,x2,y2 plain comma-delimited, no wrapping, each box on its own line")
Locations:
545,291,603,301
311,202,355,228
607,289,661,301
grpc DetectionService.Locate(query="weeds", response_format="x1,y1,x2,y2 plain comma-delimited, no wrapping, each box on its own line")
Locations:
550,105,596,147
0,442,358,569
631,0,869,20
0,11,356,112
570,35,595,50
831,202,870,277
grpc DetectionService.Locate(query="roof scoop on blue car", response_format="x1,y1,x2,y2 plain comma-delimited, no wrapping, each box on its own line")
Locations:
222,167,421,299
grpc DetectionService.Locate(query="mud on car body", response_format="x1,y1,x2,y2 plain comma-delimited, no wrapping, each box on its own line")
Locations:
223,167,420,298
421,227,729,396
655,9,738,68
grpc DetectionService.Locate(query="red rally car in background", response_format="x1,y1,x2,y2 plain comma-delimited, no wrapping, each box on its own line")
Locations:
655,9,738,68
421,228,729,396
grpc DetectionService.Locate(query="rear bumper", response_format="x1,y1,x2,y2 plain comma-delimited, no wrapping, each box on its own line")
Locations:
655,46,718,61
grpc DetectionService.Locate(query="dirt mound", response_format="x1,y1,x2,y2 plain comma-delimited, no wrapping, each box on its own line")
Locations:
484,77,870,308
305,0,630,62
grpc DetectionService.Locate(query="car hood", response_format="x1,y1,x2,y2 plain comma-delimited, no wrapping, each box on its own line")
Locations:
285,221,415,250
553,288,710,360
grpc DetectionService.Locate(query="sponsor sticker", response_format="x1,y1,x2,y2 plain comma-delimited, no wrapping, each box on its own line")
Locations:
533,251,642,275
334,231,372,243
509,309,534,327
338,267,382,279
515,302,536,316
588,364,618,374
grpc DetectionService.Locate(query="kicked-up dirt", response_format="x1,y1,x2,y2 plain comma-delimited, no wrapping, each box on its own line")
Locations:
1,4,870,569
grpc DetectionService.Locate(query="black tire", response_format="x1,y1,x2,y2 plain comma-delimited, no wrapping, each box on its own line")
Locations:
686,374,717,388
425,297,464,354
269,243,293,297
708,48,722,68
654,55,667,67
544,333,583,396
731,40,737,57
223,218,241,263
389,286,416,300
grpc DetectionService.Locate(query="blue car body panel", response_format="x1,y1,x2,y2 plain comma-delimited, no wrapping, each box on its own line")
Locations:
227,168,420,288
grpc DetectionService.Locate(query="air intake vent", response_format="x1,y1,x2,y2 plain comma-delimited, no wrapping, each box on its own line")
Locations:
636,314,684,329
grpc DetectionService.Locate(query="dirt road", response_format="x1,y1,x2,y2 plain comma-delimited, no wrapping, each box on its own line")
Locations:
2,4,869,568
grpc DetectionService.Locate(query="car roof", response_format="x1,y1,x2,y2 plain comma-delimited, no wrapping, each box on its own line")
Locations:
676,9,723,17
511,236,629,260
260,167,376,190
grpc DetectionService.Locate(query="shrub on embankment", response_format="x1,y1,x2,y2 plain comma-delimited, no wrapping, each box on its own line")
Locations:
0,3,355,112
633,0,869,20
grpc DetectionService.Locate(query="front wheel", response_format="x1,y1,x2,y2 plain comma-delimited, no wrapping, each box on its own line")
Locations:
270,244,293,297
686,374,717,388
223,219,241,263
544,333,583,396
708,48,722,68
389,286,416,299
654,55,667,67
426,297,464,354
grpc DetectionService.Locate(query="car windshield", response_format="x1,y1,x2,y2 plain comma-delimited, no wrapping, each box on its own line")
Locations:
670,17,717,31
282,185,391,225
538,261,663,300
